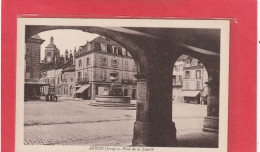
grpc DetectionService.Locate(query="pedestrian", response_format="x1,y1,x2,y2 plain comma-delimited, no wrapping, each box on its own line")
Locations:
46,93,49,102
54,95,58,102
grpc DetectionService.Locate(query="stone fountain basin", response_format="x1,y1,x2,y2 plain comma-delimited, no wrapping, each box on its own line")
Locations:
95,95,130,103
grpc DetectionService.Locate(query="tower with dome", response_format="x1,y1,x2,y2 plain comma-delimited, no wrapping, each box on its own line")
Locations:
44,36,60,63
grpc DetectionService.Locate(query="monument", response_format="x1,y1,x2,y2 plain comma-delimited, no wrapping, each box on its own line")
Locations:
91,72,135,107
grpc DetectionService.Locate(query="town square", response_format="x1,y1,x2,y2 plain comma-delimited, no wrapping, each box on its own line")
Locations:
21,19,229,148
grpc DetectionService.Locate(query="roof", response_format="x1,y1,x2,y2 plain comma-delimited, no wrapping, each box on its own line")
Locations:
40,60,73,71
40,62,55,71
89,36,120,46
46,43,57,48
31,34,43,40
63,65,75,72
177,55,189,61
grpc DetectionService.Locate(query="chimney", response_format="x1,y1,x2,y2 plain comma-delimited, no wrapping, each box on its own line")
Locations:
65,49,69,61
50,36,54,44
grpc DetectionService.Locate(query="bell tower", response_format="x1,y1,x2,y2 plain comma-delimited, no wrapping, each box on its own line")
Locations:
44,36,58,63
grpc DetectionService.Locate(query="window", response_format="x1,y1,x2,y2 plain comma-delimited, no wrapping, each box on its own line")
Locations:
118,47,122,55
179,75,182,81
78,59,82,68
101,43,107,52
122,48,126,56
197,81,201,89
113,46,118,54
197,61,202,66
101,70,106,81
111,59,118,68
125,61,129,69
86,57,91,66
71,78,73,82
100,57,107,66
184,82,189,89
78,72,82,79
133,62,137,71
179,64,182,71
185,71,190,78
125,74,129,83
47,52,52,56
87,44,91,51
196,70,201,78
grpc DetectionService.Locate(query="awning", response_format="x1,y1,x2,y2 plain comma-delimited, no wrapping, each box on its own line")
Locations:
25,82,50,86
182,91,200,97
75,84,90,93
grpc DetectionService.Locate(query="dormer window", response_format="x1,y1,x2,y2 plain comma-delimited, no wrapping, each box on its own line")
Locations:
47,52,52,56
122,48,126,56
101,43,107,52
87,44,91,52
113,46,118,54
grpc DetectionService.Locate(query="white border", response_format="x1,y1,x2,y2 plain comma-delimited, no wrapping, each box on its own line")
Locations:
16,18,230,152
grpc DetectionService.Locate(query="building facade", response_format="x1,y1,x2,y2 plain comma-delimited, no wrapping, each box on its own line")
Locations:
75,36,137,100
25,34,45,79
43,36,60,63
24,34,47,100
40,37,74,97
172,55,208,104
172,57,184,102
61,65,76,98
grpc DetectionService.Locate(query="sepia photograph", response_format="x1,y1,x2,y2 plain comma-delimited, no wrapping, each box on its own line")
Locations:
16,18,230,152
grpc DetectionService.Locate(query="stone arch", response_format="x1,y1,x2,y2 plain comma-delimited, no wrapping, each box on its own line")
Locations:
26,26,150,75
26,25,221,146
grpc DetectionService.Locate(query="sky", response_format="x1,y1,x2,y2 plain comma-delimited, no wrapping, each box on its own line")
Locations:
38,29,99,60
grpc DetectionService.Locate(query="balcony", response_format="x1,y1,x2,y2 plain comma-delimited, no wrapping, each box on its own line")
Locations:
77,78,89,83
173,81,182,86
122,79,137,85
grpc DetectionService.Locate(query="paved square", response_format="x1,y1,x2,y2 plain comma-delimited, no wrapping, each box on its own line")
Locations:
24,100,217,146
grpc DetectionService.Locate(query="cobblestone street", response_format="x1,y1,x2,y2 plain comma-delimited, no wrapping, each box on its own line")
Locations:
24,100,217,146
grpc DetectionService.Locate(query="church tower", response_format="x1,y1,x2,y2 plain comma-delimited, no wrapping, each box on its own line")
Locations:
44,36,59,63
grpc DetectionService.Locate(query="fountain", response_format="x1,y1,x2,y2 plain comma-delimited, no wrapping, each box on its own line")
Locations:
90,72,135,108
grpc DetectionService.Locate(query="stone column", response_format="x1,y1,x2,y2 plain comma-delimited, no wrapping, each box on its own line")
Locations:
132,72,177,147
132,75,150,146
203,69,219,133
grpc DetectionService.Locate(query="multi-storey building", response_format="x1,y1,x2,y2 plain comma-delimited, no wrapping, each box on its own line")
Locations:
172,56,185,102
172,55,208,104
74,36,137,100
182,56,208,104
40,37,74,97
25,34,45,80
61,65,76,98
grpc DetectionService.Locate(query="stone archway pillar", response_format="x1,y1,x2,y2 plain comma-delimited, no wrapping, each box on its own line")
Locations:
132,71,177,147
203,69,219,133
132,75,150,146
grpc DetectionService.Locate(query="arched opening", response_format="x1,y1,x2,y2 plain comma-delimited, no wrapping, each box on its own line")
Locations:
172,54,218,147
24,28,140,146
24,25,221,147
